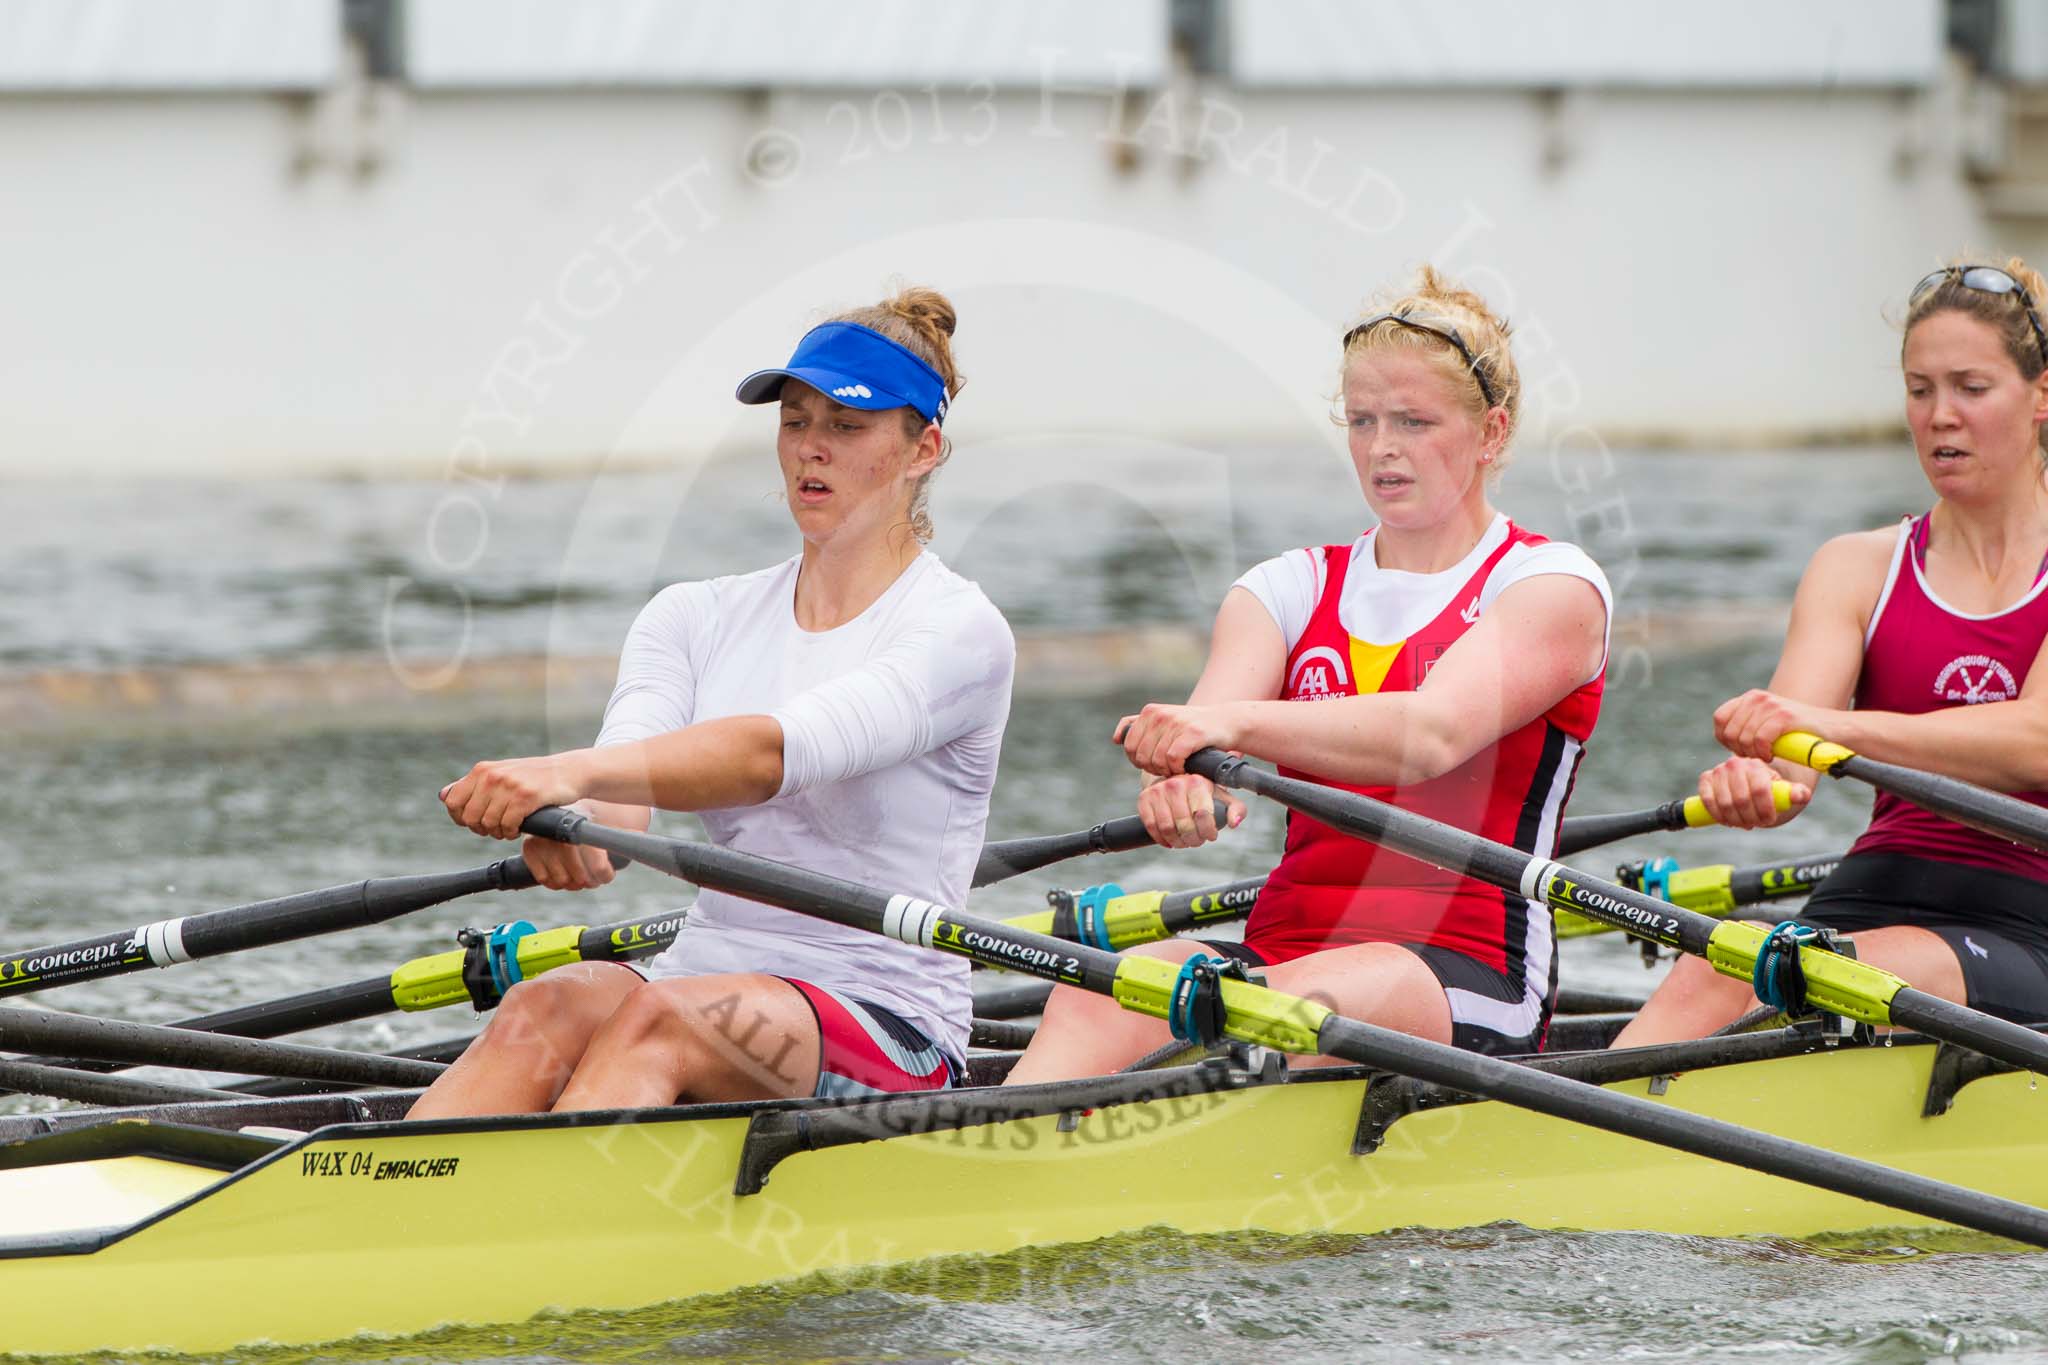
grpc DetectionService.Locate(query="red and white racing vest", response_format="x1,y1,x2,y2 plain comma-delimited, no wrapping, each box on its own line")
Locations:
1244,524,1605,969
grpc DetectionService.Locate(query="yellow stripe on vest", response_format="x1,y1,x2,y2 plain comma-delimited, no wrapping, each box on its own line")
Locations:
1348,637,1404,695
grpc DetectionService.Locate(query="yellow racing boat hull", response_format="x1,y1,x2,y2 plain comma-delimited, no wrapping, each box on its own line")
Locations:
1,1040,2042,1356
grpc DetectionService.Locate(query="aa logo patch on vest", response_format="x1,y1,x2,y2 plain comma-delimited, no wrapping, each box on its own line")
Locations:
1286,646,1349,700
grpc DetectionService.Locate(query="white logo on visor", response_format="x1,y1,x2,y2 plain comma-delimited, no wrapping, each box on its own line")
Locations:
832,384,873,399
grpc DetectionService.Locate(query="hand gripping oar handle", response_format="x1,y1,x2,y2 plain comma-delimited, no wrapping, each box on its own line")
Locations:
1182,749,2048,1078
1776,730,2048,853
516,805,2048,1248
1555,783,1793,857
971,802,1232,887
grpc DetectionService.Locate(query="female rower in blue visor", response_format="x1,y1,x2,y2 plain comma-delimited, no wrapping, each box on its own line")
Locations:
411,286,1014,1117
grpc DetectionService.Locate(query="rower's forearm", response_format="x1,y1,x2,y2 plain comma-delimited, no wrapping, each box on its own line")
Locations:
1818,705,2048,792
576,716,787,811
575,797,651,832
1229,696,1462,787
1768,757,1820,790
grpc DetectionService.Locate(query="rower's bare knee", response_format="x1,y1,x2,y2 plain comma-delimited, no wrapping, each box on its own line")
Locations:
495,964,596,1023
1038,939,1210,1027
478,966,632,1071
1833,927,1967,1004
1610,948,1759,1048
575,976,818,1102
1007,939,1209,1085
1638,952,1756,1023
578,981,695,1064
1264,942,1451,1051
490,972,571,1029
409,963,639,1119
1660,950,1748,1001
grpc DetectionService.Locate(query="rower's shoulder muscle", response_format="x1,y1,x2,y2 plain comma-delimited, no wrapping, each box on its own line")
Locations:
883,561,1017,737
1771,528,1898,700
909,561,1016,674
1796,528,1897,621
635,561,792,641
1815,525,1900,571
1232,544,1328,652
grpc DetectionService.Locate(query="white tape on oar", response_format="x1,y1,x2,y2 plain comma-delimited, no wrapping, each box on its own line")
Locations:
1520,859,1560,901
140,917,192,967
883,895,944,949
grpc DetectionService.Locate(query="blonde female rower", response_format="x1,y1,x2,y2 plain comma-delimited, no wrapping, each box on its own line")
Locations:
410,286,1014,1117
1618,257,2048,1044
1008,268,1611,1082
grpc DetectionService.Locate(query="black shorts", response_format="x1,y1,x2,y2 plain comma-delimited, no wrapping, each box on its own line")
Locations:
1800,852,2048,1027
1195,939,1545,1057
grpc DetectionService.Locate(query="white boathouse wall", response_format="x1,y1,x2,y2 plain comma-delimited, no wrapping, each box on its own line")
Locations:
0,0,2037,476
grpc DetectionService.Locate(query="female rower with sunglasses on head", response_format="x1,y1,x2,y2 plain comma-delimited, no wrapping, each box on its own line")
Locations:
1616,258,2048,1046
1005,267,1610,1081
409,285,1015,1118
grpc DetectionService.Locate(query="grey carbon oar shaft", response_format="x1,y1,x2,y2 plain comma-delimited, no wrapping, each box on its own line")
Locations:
973,804,1229,886
3,924,664,1091
1797,740,2048,853
1310,1008,2048,1242
970,975,1055,1020
0,1058,240,1107
1555,797,1701,858
1186,751,2048,1078
10,877,1238,1089
0,856,537,999
966,969,1634,1022
0,1007,446,1087
1555,784,1792,856
520,806,2048,1249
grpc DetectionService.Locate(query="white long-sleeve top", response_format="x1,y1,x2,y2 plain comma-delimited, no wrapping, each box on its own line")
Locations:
596,551,1015,1062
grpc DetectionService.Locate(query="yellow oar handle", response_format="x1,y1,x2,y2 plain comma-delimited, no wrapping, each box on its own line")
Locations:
1771,728,2048,854
1680,782,1793,827
1774,730,1854,774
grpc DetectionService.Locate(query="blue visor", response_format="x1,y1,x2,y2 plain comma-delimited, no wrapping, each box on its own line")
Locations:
735,321,950,425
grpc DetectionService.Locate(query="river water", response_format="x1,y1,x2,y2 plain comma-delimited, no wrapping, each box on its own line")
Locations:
4,446,2045,1362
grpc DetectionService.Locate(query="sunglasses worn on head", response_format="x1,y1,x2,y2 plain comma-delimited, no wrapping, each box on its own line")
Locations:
1343,311,1500,410
1911,265,2048,366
